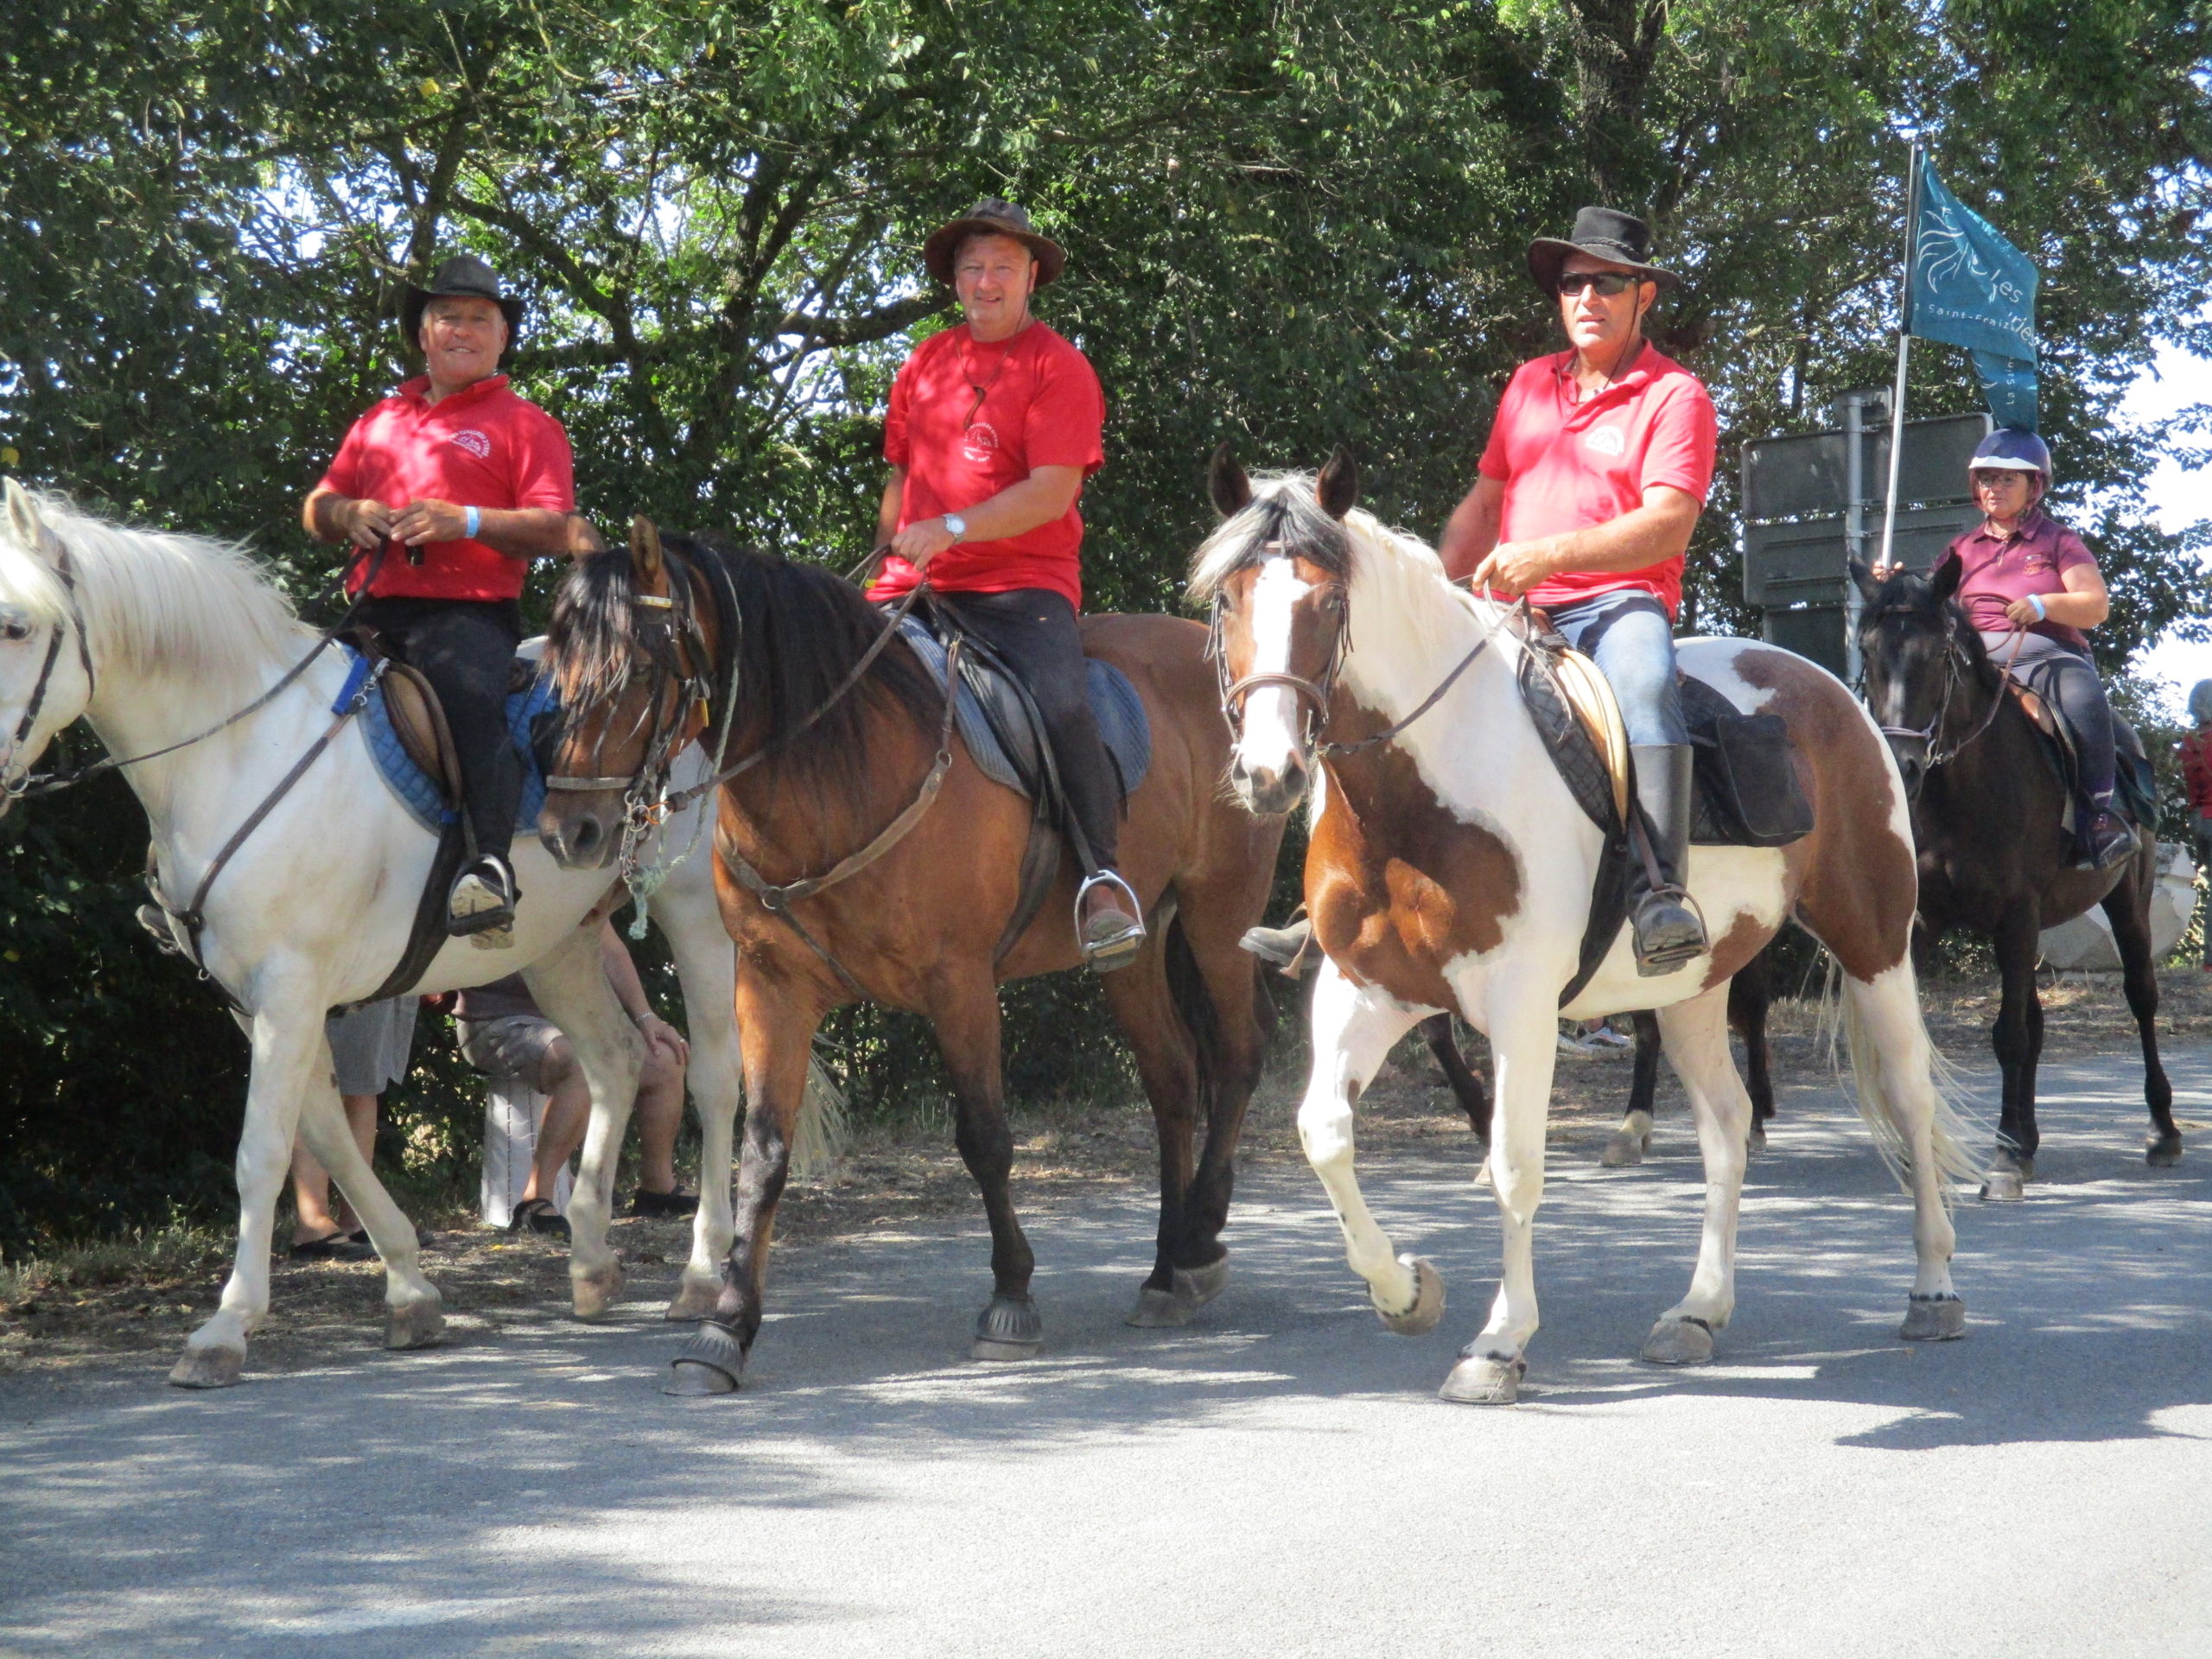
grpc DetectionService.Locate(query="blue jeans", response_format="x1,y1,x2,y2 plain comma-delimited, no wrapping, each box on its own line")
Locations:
1547,593,1687,747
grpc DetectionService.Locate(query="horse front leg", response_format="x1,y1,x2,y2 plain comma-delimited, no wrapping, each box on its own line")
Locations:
299,1060,442,1351
1422,1013,1493,1142
1983,904,2043,1201
1639,985,1751,1367
1296,961,1438,1334
1440,982,1560,1406
524,925,645,1319
666,965,824,1395
2103,871,2180,1166
172,977,339,1389
1602,1010,1664,1166
653,879,743,1320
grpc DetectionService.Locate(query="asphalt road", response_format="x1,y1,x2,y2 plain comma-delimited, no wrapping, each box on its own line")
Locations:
3,1046,2209,1659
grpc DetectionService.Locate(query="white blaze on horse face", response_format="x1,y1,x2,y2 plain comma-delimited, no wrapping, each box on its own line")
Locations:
1238,553,1314,780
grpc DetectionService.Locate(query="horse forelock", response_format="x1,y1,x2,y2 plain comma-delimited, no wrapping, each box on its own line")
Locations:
1189,473,1355,600
546,547,652,715
0,490,306,695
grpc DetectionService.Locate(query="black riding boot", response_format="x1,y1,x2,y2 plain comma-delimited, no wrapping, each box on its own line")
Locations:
1629,744,1707,976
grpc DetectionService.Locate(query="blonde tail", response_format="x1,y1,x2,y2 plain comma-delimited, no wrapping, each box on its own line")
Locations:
1840,968,1986,1197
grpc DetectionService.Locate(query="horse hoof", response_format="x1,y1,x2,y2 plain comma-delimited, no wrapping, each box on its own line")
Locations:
2147,1134,2183,1168
1172,1255,1230,1310
1126,1285,1192,1328
1376,1255,1446,1338
973,1294,1042,1361
168,1344,245,1389
1747,1120,1768,1154
1600,1128,1649,1167
1978,1171,2026,1203
384,1297,446,1351
1439,1350,1525,1405
664,1322,747,1394
1640,1316,1715,1366
571,1262,627,1321
1900,1294,1967,1342
664,1277,721,1322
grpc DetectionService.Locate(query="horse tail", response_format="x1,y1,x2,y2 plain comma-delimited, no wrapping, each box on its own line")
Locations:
1837,968,1983,1198
1161,900,1273,1130
788,1048,851,1181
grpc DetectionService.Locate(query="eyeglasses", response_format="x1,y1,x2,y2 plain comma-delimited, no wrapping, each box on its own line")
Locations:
1556,270,1640,297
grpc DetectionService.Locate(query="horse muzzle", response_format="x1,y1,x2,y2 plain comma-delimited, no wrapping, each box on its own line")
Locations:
537,798,623,869
1231,752,1310,817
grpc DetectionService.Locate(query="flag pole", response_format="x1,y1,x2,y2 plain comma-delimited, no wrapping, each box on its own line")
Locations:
1875,137,1923,574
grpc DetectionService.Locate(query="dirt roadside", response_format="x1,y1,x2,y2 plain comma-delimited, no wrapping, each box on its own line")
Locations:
5,967,2207,1382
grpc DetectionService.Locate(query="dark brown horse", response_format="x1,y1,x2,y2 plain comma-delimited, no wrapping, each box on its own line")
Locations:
537,524,1283,1392
1853,558,2178,1198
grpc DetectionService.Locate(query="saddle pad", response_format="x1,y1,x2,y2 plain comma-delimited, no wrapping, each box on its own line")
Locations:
334,645,560,835
2012,659,2156,829
895,615,1152,803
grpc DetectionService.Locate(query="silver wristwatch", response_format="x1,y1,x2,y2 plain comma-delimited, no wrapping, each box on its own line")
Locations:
942,513,966,542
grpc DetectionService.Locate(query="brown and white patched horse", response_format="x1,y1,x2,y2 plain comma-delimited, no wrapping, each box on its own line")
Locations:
537,523,1284,1393
1191,452,1980,1403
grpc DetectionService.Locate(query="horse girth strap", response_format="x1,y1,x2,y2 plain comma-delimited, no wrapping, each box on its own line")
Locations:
715,636,966,999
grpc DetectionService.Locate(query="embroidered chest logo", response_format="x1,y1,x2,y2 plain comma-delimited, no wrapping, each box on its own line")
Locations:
448,429,493,460
961,423,1001,465
1581,424,1627,458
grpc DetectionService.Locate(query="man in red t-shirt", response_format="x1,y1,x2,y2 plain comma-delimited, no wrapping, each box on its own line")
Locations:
1439,207,1719,975
866,200,1141,971
304,255,589,945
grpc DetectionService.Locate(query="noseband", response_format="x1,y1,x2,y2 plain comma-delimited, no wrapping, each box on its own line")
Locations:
1871,607,2017,772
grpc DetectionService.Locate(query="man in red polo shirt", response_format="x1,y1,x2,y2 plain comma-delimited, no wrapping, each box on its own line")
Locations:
303,254,583,945
1439,207,1719,975
867,200,1142,971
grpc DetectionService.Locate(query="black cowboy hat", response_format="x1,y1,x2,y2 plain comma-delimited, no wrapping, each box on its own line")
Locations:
399,254,525,345
1526,207,1681,294
922,200,1066,289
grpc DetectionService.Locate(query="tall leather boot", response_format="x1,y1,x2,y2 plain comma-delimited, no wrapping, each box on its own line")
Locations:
1629,743,1707,976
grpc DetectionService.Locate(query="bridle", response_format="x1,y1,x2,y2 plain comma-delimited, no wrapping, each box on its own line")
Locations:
1869,602,2020,777
1,528,97,799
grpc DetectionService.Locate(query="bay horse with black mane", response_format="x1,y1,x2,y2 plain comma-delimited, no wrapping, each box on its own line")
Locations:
1852,556,2178,1198
1195,451,1979,1403
537,523,1282,1393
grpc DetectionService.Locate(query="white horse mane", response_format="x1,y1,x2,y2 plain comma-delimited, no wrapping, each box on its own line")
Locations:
0,489,312,697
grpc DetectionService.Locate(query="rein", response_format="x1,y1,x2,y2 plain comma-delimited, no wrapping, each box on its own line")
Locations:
1874,612,2023,771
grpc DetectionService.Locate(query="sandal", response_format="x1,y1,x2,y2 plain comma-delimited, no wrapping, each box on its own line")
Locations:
626,1187,699,1220
506,1198,571,1240
289,1231,374,1262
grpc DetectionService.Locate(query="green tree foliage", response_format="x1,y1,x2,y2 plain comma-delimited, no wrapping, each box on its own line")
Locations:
3,0,2206,1244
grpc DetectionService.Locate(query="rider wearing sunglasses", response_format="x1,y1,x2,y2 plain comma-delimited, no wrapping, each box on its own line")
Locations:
1438,207,1719,976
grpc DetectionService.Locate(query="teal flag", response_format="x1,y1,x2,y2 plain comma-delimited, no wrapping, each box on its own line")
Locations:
1907,162,2039,430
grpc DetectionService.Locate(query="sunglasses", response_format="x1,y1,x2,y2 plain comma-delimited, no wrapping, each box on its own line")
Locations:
1556,270,1641,297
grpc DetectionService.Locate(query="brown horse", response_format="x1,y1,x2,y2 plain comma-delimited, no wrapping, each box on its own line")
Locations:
1194,454,1977,1403
537,524,1282,1393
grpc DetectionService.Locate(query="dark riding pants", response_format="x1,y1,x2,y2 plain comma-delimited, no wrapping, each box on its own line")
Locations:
1977,629,2116,804
933,588,1121,872
357,595,523,863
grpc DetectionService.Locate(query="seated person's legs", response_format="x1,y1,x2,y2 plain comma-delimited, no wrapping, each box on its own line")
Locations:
460,1013,584,1234
628,1036,693,1215
1987,632,2130,868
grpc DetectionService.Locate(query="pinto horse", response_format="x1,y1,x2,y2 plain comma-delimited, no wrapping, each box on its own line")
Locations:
1853,558,2178,1196
536,524,1282,1393
0,483,832,1387
1192,453,1978,1403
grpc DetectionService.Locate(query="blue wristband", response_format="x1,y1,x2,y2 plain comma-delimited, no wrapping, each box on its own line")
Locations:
464,505,480,540
2028,593,2047,622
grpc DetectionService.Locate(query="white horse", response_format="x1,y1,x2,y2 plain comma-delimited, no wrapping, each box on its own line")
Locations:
0,482,822,1388
1192,456,1979,1402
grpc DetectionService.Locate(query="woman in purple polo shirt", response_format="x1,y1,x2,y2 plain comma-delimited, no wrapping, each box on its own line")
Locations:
1886,429,2130,870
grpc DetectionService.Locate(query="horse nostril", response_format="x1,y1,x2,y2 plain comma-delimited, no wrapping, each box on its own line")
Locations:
570,817,601,856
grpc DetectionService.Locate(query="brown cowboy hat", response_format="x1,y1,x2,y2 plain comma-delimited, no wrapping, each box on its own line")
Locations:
922,200,1066,289
1525,207,1681,294
399,254,526,345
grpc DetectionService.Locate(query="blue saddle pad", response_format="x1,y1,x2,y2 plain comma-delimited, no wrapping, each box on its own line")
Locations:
896,615,1152,802
334,645,561,834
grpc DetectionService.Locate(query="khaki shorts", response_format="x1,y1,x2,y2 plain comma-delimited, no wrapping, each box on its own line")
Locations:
458,1014,569,1094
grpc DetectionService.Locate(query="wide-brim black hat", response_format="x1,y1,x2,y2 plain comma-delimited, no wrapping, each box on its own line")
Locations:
400,254,525,345
922,200,1066,289
1526,207,1681,293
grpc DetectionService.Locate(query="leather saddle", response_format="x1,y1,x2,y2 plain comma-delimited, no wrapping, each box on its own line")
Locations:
2004,663,2154,830
343,629,546,810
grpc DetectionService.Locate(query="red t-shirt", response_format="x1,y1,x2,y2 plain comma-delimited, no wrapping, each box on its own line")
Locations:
1936,511,2098,652
868,322,1106,609
316,374,575,601
2179,729,2212,816
1477,345,1717,618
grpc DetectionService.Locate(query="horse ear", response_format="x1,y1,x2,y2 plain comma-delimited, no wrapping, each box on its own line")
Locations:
629,515,664,581
1208,443,1252,518
4,479,47,556
1848,556,1880,605
1928,552,1963,606
1316,446,1358,519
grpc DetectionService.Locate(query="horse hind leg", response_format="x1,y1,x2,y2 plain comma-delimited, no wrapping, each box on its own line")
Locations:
1422,1013,1492,1143
1299,962,1440,1335
1732,949,1777,1151
1982,906,2044,1201
1103,937,1207,1328
2102,873,2180,1166
1601,1011,1663,1166
1640,987,1751,1367
928,969,1042,1360
300,1066,442,1351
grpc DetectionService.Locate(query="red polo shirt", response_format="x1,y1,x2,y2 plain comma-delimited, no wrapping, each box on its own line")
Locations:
1936,510,2099,652
316,374,575,601
868,322,1106,610
1477,344,1717,618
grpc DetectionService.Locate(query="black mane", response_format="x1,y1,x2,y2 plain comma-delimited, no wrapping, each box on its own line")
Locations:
546,533,944,812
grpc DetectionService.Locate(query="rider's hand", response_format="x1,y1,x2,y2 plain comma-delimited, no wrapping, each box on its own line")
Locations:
1467,538,1556,597
391,499,467,546
1869,559,1899,582
890,516,957,572
2004,595,2044,628
344,498,397,550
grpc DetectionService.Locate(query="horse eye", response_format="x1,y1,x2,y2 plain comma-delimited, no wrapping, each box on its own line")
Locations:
1,618,29,642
